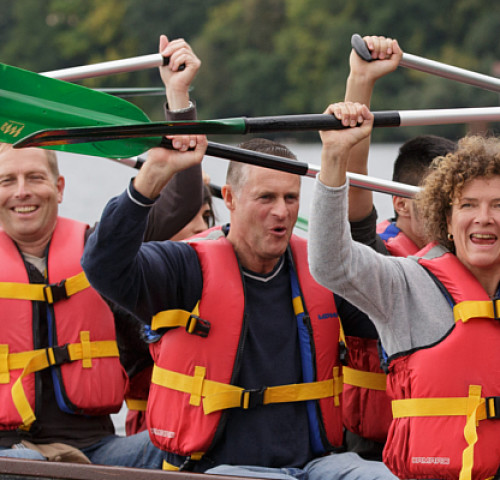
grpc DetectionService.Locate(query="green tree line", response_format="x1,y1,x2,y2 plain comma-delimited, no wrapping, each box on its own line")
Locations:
1,0,499,141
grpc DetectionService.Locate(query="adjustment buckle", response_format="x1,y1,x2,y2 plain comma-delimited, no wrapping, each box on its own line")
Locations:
485,396,500,419
185,315,211,337
493,300,500,321
47,344,71,366
43,280,68,304
339,340,348,366
241,387,266,409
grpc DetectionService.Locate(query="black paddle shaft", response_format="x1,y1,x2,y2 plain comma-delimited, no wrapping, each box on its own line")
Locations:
244,112,401,133
160,138,311,176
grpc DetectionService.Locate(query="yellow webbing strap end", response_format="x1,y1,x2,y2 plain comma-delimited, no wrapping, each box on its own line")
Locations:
292,295,304,316
453,300,500,324
11,350,49,429
343,366,387,391
151,302,200,331
460,385,483,480
162,460,179,471
125,398,148,411
64,272,90,297
0,345,10,384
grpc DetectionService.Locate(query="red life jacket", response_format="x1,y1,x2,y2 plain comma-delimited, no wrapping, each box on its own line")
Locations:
147,230,343,460
376,219,420,257
342,336,392,443
0,217,127,430
384,244,500,480
124,366,152,435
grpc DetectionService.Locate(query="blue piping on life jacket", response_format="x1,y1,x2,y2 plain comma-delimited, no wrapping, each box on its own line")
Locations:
379,221,400,242
47,306,74,414
290,266,325,455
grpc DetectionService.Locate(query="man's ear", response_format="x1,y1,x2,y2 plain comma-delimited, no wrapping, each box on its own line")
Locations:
393,196,411,218
222,185,235,211
56,175,65,204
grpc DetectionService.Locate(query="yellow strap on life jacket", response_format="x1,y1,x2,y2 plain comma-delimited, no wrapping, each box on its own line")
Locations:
338,321,387,392
125,398,148,412
391,385,491,480
0,272,89,303
151,302,201,332
152,364,343,415
162,452,204,471
162,461,180,471
10,332,119,430
338,321,346,345
453,300,500,324
343,366,387,391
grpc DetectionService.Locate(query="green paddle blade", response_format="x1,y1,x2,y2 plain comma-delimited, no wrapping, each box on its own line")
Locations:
0,62,160,158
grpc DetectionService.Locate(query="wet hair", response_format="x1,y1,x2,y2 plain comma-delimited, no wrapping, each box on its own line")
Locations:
416,135,500,252
225,138,297,193
0,143,60,181
392,135,457,186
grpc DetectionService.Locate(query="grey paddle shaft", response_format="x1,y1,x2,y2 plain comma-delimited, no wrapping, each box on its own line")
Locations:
400,53,500,94
351,34,500,94
40,54,167,81
398,106,500,126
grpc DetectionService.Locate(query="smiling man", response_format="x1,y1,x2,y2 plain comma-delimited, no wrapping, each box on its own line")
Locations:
0,144,169,467
0,147,63,256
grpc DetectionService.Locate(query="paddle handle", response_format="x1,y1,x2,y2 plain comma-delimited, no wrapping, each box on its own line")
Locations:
351,34,500,94
41,54,184,81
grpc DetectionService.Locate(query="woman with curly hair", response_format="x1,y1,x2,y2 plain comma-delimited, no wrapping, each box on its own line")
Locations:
309,102,500,480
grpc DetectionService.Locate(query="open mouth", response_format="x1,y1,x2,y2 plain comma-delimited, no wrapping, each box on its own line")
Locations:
13,205,37,214
272,226,287,235
470,233,497,245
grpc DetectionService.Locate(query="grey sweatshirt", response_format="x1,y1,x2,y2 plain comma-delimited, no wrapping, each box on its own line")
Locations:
308,179,454,358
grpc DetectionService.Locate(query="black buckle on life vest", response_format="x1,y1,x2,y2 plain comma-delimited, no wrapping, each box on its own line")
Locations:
493,300,500,321
339,340,348,366
43,280,68,304
485,396,500,419
185,314,211,337
46,344,71,366
241,387,266,409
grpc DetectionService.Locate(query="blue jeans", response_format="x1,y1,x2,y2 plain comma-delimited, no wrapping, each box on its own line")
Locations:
206,452,398,480
0,446,46,460
0,431,165,469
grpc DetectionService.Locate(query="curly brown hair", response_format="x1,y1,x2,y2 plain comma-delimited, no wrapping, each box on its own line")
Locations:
415,135,500,252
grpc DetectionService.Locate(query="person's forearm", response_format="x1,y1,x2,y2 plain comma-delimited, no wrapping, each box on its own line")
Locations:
82,186,152,311
319,145,349,188
144,103,203,241
308,179,400,320
345,73,374,221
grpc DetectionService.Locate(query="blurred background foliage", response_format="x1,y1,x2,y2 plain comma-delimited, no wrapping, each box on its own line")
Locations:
1,0,499,141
